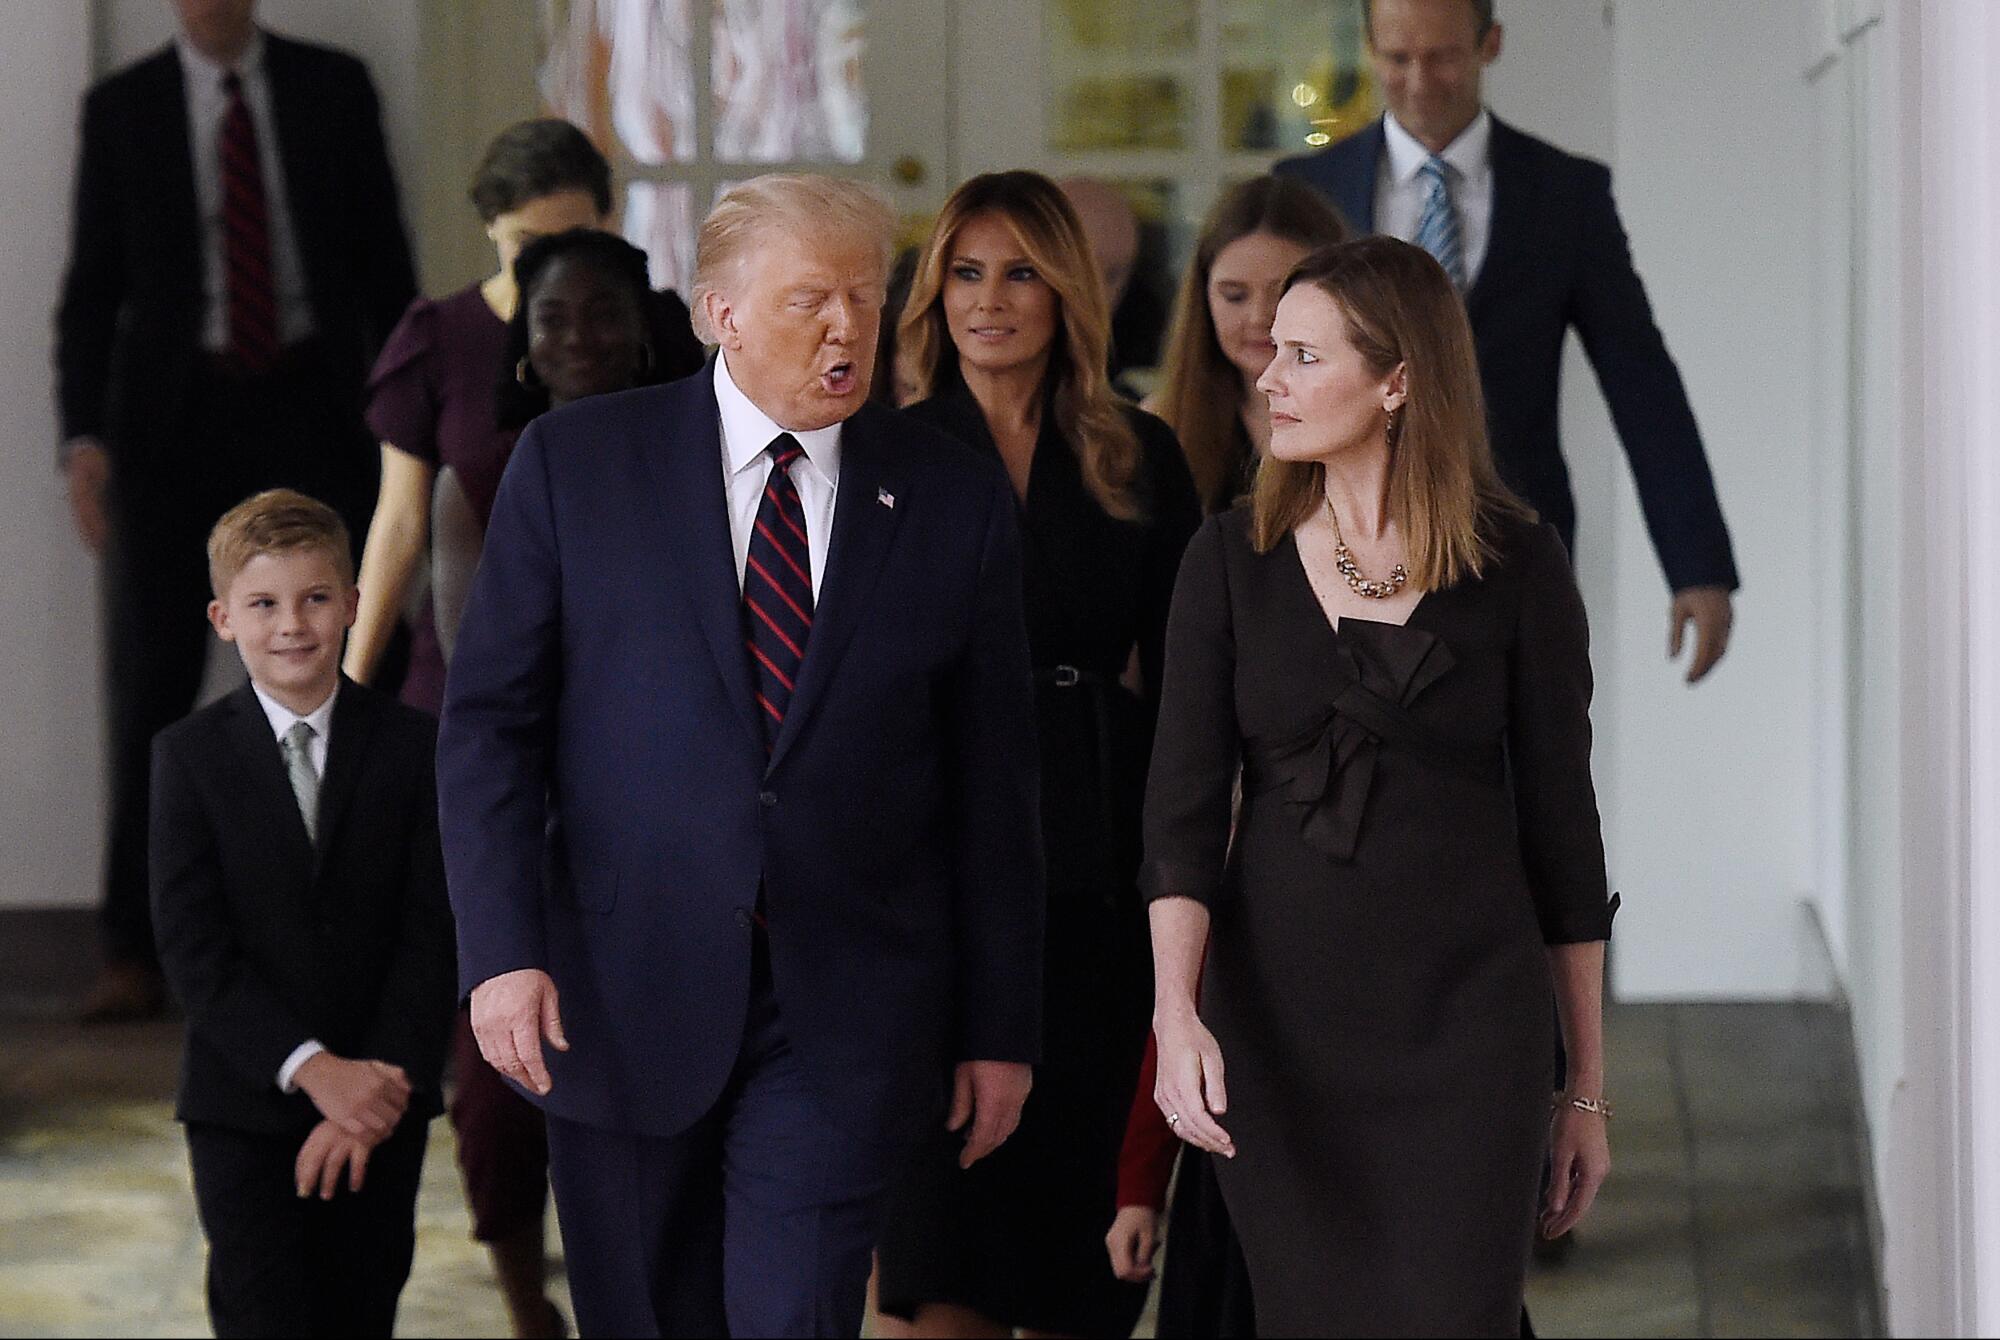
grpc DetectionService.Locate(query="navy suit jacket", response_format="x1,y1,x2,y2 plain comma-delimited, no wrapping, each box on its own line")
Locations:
1277,115,1739,593
437,367,1046,1146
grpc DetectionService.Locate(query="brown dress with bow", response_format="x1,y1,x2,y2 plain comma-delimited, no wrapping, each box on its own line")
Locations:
1141,507,1617,1338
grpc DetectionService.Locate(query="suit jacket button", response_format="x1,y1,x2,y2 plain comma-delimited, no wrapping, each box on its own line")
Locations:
758,790,778,808
735,908,753,928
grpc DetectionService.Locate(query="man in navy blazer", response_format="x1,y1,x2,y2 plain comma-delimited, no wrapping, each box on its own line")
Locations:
437,176,1045,1338
1277,0,1741,682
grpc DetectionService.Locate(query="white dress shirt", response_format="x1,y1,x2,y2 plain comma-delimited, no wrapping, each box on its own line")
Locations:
176,30,315,352
251,680,337,1093
716,353,841,600
1374,108,1496,287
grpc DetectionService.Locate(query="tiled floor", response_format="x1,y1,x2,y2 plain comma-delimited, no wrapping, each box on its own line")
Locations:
0,912,1879,1337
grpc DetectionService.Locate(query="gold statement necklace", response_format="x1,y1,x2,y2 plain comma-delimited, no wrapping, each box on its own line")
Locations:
1326,497,1408,599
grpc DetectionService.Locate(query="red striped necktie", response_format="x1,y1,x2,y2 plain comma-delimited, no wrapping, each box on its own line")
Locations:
743,435,814,752
219,72,279,374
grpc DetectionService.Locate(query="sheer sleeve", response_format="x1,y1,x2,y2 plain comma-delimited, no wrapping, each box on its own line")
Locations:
1506,523,1617,942
1139,515,1241,907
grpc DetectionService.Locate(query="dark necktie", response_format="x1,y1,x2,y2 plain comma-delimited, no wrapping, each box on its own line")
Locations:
743,435,814,752
220,71,279,373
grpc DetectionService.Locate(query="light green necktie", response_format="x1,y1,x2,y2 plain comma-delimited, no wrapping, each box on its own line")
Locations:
281,720,319,844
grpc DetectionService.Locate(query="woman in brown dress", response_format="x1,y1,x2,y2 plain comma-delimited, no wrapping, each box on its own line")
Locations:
1144,236,1616,1337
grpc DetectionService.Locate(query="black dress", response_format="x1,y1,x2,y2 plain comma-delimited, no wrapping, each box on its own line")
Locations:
1141,508,1616,1338
874,375,1201,1336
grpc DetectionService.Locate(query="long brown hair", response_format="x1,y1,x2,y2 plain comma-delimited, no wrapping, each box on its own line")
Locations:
1251,237,1532,590
897,171,1142,519
1154,176,1350,511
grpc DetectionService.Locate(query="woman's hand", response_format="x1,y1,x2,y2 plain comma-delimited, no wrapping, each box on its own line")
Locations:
1541,1104,1610,1239
1153,1001,1235,1158
1105,1204,1162,1282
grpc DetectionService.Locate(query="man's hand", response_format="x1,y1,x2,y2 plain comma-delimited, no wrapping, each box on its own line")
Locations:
293,1053,410,1141
1669,586,1734,684
1105,1204,1162,1282
946,1059,1032,1169
65,440,111,554
294,1118,377,1200
470,968,568,1096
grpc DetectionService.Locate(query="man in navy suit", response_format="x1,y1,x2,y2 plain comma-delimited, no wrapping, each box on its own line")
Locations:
437,175,1045,1338
1277,0,1741,682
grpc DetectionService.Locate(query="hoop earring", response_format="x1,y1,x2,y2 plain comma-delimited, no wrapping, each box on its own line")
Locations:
515,356,540,388
637,342,655,376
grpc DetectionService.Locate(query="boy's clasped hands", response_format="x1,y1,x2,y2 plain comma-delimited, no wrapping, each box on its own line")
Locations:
290,1053,413,1199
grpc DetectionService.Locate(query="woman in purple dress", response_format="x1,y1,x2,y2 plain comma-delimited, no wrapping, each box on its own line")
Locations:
342,119,698,1339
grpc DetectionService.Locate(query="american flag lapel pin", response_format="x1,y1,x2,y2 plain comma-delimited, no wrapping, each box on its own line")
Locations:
877,487,896,509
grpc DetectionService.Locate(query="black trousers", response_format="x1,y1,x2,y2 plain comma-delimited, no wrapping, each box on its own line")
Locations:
102,344,375,966
186,1117,429,1339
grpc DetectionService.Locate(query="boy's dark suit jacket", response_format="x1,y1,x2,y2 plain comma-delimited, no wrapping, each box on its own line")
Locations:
55,31,415,471
150,678,456,1135
1276,115,1739,594
438,366,1047,1149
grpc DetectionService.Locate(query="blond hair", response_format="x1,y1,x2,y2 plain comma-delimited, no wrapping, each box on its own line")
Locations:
206,489,354,598
1155,176,1350,512
896,170,1143,520
1251,237,1532,590
690,174,896,343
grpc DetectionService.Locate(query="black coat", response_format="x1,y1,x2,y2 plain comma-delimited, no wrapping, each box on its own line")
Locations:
1277,115,1739,594
55,32,416,468
150,679,455,1135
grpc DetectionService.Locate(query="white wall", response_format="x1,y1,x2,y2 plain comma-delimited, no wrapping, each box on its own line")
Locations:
1490,1,1825,1002
0,1,432,912
0,4,101,911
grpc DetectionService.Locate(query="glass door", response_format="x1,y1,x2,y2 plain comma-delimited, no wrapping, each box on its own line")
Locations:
538,0,953,293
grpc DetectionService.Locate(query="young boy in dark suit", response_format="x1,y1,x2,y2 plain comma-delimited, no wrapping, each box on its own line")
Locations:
150,489,456,1338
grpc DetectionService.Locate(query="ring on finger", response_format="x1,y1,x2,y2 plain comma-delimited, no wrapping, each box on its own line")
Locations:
1166,1112,1181,1126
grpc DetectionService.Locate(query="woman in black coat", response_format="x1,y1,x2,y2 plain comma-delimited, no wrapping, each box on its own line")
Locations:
871,171,1200,1339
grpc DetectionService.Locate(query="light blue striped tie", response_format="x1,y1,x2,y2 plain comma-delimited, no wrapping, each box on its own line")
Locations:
1414,155,1466,290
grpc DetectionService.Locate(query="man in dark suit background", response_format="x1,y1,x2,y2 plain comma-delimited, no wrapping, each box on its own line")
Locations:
55,0,416,1020
439,173,1045,1338
1277,0,1740,683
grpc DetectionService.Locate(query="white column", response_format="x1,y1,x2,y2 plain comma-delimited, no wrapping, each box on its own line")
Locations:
0,2,103,910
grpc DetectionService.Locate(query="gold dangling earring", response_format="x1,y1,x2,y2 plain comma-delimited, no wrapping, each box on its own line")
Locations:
516,356,537,387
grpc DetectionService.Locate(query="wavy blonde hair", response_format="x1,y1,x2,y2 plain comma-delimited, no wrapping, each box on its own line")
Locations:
1252,237,1532,590
897,171,1142,520
1154,176,1350,512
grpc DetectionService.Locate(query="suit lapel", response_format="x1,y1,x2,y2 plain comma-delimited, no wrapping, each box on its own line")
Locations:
1465,117,1533,321
312,679,375,876
259,35,319,309
1340,119,1385,235
146,50,203,302
766,405,907,771
644,371,764,746
219,685,315,880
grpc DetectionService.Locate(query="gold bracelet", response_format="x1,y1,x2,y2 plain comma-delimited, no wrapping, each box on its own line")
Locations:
1560,1094,1614,1120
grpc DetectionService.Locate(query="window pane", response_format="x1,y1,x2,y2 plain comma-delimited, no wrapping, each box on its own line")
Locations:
625,181,697,296
1220,0,1377,152
1044,0,1198,152
713,0,868,163
540,0,696,165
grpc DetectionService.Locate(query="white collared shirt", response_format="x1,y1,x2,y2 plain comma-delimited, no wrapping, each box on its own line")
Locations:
1374,108,1496,287
715,353,841,600
175,29,316,352
251,678,337,1093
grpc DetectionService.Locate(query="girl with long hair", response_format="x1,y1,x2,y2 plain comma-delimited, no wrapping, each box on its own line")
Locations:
1147,176,1349,513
